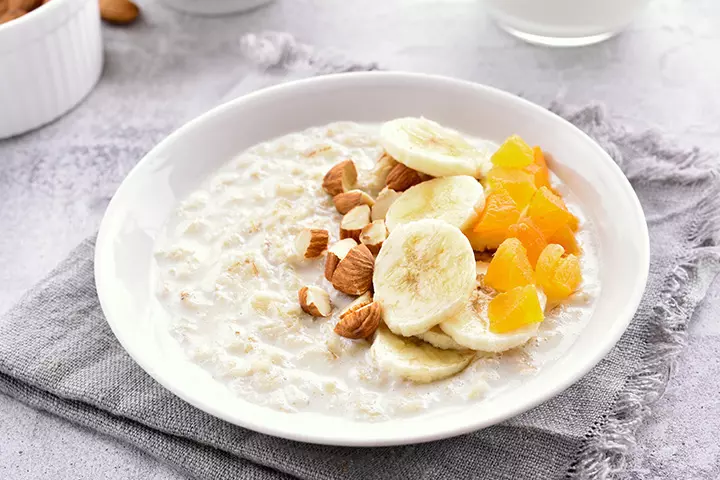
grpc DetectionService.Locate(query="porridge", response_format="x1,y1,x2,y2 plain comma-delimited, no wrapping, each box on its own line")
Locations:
152,118,599,420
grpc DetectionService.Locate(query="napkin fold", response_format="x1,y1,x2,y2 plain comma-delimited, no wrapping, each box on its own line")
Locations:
1,32,719,480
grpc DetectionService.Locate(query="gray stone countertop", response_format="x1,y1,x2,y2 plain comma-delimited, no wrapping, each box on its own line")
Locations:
1,0,719,478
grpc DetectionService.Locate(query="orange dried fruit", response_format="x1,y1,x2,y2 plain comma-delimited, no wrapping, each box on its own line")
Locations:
508,217,548,267
535,244,582,300
488,285,544,334
485,238,534,292
547,223,580,255
487,166,537,209
491,134,534,168
467,186,521,250
524,146,552,189
524,186,575,237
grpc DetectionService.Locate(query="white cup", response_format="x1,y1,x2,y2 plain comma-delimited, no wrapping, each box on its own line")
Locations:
483,0,652,47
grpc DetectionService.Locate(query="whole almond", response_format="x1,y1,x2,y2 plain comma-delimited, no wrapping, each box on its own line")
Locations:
0,0,9,15
100,0,139,25
386,163,426,191
331,244,375,295
8,0,39,10
0,7,25,23
334,301,382,339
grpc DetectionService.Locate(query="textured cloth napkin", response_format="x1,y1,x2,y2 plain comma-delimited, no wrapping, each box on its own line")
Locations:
1,31,720,480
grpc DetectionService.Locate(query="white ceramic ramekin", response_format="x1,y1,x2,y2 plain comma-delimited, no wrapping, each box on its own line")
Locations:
0,0,103,139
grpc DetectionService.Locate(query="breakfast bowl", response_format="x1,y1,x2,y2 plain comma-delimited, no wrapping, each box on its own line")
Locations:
95,72,649,446
0,0,102,138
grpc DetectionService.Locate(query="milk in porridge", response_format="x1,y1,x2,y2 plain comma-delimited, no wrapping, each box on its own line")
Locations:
152,121,599,420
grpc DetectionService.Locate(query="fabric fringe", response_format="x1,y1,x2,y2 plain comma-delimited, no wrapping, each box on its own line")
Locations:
562,113,720,478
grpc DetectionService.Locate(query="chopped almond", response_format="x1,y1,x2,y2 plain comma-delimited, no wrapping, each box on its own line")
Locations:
359,220,387,254
294,228,329,259
371,187,401,221
331,244,375,295
324,238,358,281
322,160,357,196
386,163,426,191
334,301,382,339
340,205,371,241
298,285,333,317
333,189,375,214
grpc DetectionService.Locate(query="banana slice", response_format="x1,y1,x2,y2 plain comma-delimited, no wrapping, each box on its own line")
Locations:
385,176,485,232
373,219,476,336
380,117,491,178
440,287,548,353
416,327,466,351
371,327,475,383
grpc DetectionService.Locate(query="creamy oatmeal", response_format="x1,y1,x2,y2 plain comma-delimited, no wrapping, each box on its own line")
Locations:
152,120,599,420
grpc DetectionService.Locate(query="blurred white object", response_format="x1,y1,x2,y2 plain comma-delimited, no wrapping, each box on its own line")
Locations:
484,0,652,46
160,0,273,15
0,0,102,139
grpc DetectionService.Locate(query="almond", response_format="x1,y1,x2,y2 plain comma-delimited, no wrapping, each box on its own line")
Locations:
100,0,139,25
334,301,382,339
331,244,374,295
322,160,357,196
324,238,358,281
386,163,427,191
298,286,333,317
0,7,24,23
294,228,329,259
8,0,39,10
371,187,401,221
339,292,373,319
359,220,388,255
370,153,398,188
333,189,374,214
339,205,371,241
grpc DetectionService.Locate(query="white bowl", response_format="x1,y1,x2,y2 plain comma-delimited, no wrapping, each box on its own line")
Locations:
95,72,649,446
159,0,272,15
0,0,102,139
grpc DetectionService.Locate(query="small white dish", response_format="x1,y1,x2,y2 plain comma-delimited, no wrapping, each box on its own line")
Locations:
159,0,272,16
95,72,649,446
0,0,103,139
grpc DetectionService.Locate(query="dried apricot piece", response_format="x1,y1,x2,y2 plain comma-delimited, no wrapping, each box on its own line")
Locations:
487,166,537,209
488,285,544,334
484,238,534,292
467,186,520,250
508,217,548,267
547,223,580,255
491,135,534,168
524,186,575,237
524,146,552,189
535,244,582,300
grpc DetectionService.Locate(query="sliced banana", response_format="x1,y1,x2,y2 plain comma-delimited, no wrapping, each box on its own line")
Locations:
440,286,548,353
380,117,491,178
373,219,476,336
371,327,475,383
385,176,485,232
416,327,466,351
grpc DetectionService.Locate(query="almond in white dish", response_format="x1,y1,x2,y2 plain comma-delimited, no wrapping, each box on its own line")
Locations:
151,120,599,421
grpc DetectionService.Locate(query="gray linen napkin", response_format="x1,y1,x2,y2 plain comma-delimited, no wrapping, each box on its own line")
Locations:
1,32,720,480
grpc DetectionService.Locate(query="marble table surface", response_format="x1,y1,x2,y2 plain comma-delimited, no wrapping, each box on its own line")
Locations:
1,0,719,478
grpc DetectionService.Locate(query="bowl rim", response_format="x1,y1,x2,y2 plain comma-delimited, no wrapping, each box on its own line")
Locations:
95,71,650,446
